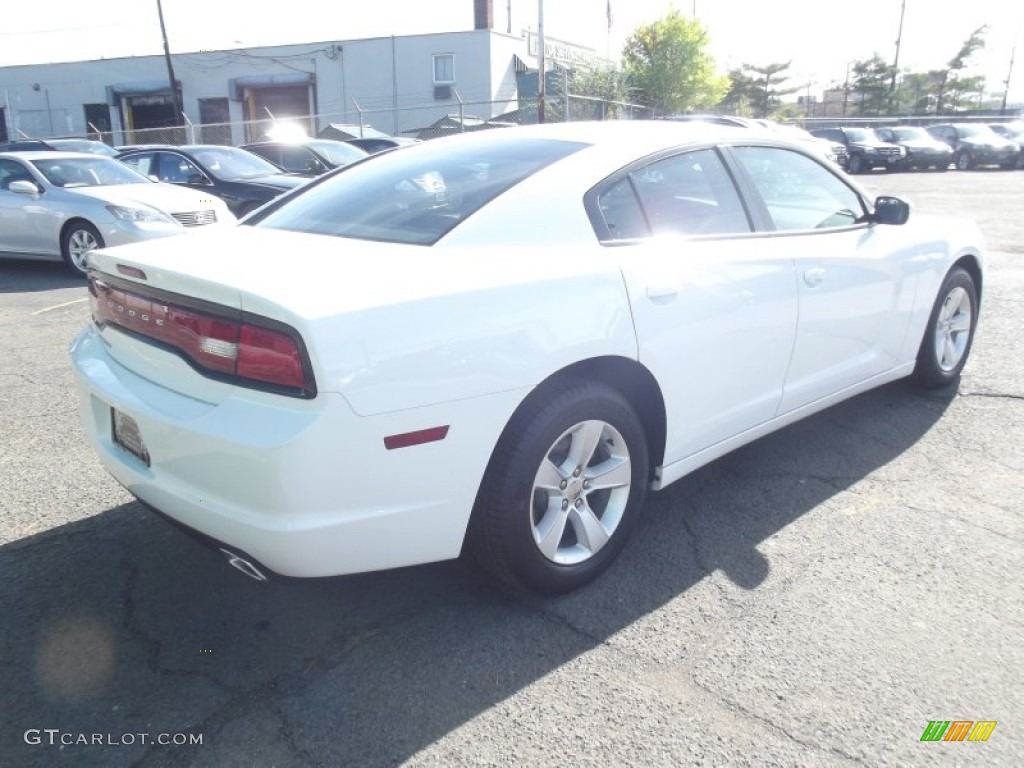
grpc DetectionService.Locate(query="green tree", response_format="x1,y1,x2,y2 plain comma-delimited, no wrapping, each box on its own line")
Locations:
742,61,799,118
935,26,987,113
849,54,897,115
622,9,728,113
717,68,759,116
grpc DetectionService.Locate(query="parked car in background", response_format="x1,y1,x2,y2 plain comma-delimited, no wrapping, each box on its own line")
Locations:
926,123,1020,170
116,145,309,217
753,120,849,169
0,152,235,274
809,127,906,174
0,138,118,156
344,136,421,154
987,123,1024,168
875,126,953,171
70,121,983,595
240,139,368,176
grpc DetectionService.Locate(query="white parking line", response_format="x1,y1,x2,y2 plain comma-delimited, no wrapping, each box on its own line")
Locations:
30,297,89,316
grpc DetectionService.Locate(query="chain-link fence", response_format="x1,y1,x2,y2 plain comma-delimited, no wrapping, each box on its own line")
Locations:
30,95,653,150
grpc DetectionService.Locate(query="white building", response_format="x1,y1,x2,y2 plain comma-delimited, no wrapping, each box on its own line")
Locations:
0,0,599,145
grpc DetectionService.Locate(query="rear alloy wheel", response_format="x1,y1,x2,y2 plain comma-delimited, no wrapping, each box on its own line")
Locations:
61,222,104,276
955,151,975,171
912,267,978,389
469,381,648,594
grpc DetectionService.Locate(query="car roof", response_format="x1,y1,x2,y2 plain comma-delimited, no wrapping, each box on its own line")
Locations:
0,151,104,161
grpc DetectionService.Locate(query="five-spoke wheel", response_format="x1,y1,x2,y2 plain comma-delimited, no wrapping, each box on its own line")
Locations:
469,381,648,594
913,267,978,388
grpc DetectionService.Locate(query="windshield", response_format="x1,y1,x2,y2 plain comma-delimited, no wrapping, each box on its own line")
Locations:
189,146,284,180
891,127,930,141
46,139,119,157
843,128,879,143
256,136,585,245
306,140,368,166
31,156,149,187
956,124,996,139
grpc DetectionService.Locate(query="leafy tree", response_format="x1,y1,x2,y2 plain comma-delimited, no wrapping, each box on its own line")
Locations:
622,9,728,113
934,26,987,113
717,68,760,116
849,54,897,115
547,63,636,120
742,61,799,118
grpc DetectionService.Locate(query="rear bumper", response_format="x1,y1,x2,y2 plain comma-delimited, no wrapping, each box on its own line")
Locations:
69,324,522,577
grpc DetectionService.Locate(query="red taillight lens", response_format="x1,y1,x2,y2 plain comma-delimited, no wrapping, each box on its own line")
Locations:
90,276,313,396
237,324,305,389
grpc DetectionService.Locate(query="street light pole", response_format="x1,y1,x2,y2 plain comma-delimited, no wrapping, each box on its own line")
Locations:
537,0,546,123
155,0,184,126
889,0,906,111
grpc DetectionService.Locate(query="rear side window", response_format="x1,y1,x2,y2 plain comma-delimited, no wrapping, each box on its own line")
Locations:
594,148,751,241
256,137,585,245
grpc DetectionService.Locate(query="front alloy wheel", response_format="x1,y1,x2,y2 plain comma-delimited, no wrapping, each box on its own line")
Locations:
956,151,974,171
912,267,978,389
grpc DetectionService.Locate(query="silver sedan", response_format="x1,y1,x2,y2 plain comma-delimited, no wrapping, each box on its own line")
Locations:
0,152,236,275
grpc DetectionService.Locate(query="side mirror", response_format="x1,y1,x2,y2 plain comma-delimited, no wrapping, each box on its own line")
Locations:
186,173,211,186
872,195,910,226
8,179,41,196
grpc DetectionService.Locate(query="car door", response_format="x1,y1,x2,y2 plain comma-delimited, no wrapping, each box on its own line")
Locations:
593,147,799,465
728,145,915,414
0,158,52,256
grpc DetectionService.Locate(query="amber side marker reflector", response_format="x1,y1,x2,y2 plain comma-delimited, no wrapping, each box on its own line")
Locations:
116,264,148,279
383,426,450,450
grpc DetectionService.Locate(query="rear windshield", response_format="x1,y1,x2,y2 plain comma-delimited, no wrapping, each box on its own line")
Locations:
255,136,586,245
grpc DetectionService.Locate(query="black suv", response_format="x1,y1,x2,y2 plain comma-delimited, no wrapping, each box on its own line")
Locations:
925,123,1020,170
809,127,905,174
875,126,954,171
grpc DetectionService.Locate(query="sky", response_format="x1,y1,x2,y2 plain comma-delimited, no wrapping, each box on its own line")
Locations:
1,1,1021,104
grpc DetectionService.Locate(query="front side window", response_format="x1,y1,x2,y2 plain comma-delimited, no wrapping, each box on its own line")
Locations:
433,53,455,84
0,158,35,190
732,146,866,231
595,148,751,241
257,137,585,245
156,153,205,184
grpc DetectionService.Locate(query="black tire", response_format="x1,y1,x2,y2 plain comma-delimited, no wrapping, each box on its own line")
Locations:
999,161,1016,170
911,267,979,390
61,221,104,276
955,151,974,171
848,154,865,174
468,380,649,595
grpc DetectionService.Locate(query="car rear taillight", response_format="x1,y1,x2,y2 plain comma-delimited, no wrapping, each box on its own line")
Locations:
89,275,315,397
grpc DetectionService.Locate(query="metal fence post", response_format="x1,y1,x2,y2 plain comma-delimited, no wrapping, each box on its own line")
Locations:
456,89,465,132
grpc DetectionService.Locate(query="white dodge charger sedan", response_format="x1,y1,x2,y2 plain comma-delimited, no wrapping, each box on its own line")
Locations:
69,121,983,594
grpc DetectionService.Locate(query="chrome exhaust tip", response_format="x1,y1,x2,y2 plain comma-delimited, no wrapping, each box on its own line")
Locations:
219,548,269,582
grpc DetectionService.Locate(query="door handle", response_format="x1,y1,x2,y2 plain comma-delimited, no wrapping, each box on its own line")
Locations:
803,267,825,287
646,284,679,301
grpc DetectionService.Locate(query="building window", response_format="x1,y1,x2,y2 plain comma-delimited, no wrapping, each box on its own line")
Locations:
433,53,455,84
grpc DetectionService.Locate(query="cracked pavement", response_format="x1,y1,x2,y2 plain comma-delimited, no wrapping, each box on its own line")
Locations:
1,171,1021,766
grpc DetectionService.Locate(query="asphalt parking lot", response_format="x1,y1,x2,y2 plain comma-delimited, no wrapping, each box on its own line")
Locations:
1,168,1021,767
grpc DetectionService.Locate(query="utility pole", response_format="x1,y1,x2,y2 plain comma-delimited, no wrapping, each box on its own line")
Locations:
1001,38,1016,114
889,0,906,112
156,0,184,126
537,0,546,123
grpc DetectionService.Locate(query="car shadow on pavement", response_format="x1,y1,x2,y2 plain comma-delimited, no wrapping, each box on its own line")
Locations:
0,381,955,768
0,261,85,293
